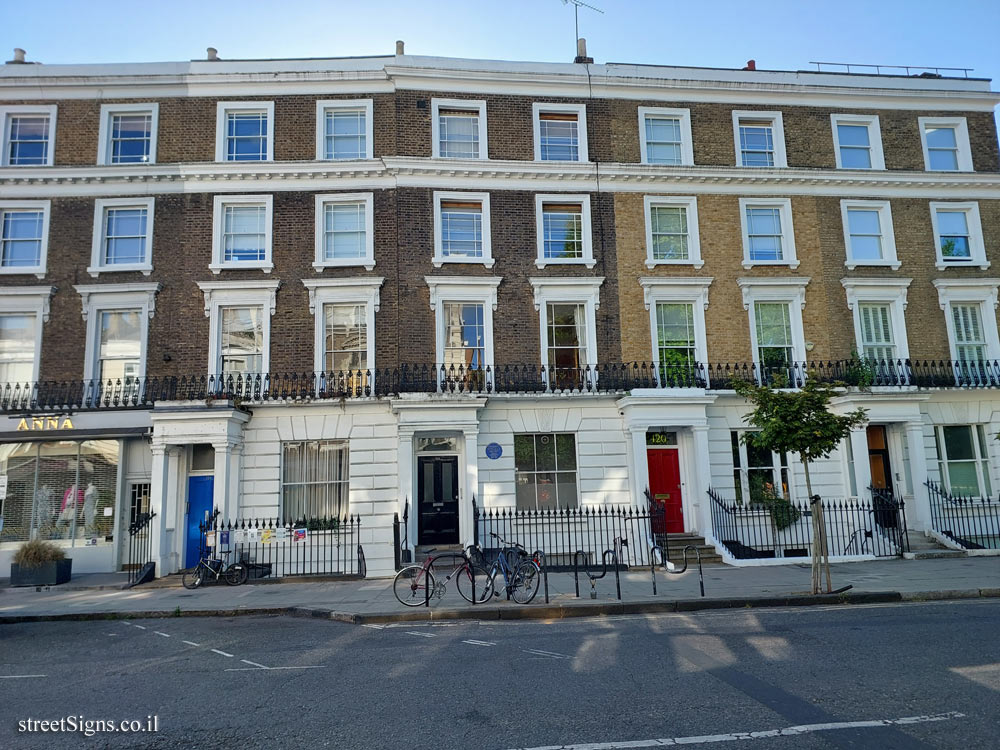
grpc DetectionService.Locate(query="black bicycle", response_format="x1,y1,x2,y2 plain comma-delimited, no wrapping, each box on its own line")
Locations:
182,552,248,589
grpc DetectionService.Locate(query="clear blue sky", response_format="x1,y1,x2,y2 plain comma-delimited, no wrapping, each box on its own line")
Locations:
3,0,998,124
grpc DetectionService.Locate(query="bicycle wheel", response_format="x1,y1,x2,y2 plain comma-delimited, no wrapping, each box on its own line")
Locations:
455,563,492,604
393,565,436,607
225,563,249,586
511,561,540,604
182,565,203,590
490,569,508,600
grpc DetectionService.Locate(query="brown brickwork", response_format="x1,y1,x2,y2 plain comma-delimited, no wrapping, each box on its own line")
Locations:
615,191,1000,366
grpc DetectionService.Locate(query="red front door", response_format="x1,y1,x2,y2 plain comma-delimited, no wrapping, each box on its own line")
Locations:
647,448,684,533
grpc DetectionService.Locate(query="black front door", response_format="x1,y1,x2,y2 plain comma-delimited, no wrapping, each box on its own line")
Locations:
417,456,459,545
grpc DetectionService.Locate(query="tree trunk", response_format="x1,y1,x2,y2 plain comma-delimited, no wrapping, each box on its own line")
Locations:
803,458,820,595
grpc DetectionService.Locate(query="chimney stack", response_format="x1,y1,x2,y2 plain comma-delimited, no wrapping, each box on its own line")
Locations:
7,48,27,64
396,40,405,55
574,38,593,64
206,47,219,61
743,59,756,71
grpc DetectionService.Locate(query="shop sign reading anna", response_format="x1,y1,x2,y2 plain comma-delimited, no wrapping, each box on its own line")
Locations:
16,415,75,431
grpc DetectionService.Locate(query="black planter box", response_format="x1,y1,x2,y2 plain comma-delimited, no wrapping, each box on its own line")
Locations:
10,559,73,587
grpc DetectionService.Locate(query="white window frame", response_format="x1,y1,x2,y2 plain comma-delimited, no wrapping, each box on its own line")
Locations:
0,286,54,383
638,107,693,166
840,199,899,270
534,194,594,269
88,197,155,277
431,98,488,160
738,277,810,370
97,103,159,166
731,429,795,505
432,191,493,268
643,195,702,269
933,279,1000,362
532,102,588,163
197,280,280,377
215,101,275,163
830,113,884,170
313,192,375,271
426,276,500,370
75,283,160,382
529,276,603,371
732,110,786,168
210,195,274,274
302,277,383,376
640,277,712,373
314,99,373,161
930,201,988,270
918,116,973,172
0,199,50,278
934,424,993,498
0,104,57,167
841,278,912,361
739,197,798,269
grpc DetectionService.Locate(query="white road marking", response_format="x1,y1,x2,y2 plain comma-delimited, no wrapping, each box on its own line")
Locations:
240,659,269,669
225,665,326,672
522,648,572,660
508,711,966,749
210,649,234,658
361,624,386,630
462,639,497,646
107,633,118,636
0,674,47,679
405,631,436,638
182,640,200,647
154,631,170,638
133,625,146,630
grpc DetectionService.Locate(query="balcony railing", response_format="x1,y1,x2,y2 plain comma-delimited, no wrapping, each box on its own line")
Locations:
1,358,998,414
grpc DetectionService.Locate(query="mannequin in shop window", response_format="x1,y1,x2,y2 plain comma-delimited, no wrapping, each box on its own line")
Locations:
57,484,84,536
84,483,98,536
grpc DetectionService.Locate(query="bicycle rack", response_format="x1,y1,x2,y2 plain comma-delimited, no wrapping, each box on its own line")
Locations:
573,547,622,601
650,544,705,597
532,549,549,604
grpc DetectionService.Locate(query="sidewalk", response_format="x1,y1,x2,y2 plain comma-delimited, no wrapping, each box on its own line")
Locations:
1,557,998,624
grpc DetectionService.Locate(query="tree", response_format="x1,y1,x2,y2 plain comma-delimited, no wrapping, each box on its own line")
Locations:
733,377,867,594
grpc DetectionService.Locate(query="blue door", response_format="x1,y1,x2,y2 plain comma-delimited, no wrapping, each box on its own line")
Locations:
185,476,215,569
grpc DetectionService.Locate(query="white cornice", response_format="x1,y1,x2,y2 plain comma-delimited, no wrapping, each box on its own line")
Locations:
2,55,995,109
4,158,1000,200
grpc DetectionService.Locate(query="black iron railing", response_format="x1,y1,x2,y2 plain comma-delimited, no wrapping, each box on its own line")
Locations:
708,487,908,559
472,499,662,570
926,479,1000,550
125,511,156,587
2,359,998,413
197,515,363,578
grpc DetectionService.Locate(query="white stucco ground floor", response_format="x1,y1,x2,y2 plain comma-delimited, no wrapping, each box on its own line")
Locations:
2,387,999,579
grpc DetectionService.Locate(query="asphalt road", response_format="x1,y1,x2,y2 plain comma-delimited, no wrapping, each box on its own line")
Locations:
0,600,998,749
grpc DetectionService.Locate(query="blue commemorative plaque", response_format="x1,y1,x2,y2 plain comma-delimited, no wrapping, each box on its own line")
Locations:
485,442,503,460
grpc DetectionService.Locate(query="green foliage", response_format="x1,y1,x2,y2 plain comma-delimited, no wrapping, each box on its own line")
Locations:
747,473,800,530
13,538,66,568
748,474,801,531
303,517,341,532
843,350,876,389
733,378,868,466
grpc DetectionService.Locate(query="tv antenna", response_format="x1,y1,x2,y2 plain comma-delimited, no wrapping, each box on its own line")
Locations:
561,0,604,48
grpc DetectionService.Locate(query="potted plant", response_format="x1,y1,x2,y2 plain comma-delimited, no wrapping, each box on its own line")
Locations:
10,539,72,586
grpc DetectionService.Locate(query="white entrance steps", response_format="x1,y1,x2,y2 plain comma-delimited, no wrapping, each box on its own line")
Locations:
903,532,966,560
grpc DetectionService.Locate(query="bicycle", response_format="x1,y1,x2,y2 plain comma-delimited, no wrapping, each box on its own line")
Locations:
393,546,491,607
481,532,540,604
182,551,249,589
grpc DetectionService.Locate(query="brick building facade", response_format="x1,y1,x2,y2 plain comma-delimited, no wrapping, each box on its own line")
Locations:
0,47,998,577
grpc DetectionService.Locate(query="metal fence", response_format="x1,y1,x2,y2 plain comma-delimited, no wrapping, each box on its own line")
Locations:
708,487,908,560
125,511,156,587
472,500,661,570
197,516,364,578
4,358,1000,414
926,479,1000,550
